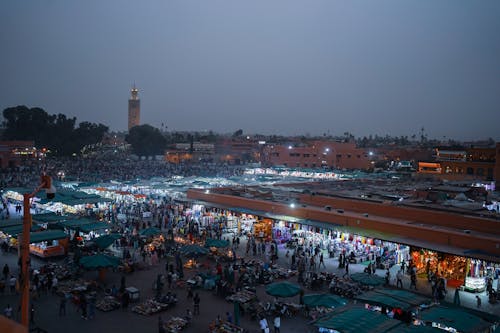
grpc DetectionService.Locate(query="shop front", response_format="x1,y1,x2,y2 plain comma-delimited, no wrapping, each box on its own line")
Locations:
410,248,467,289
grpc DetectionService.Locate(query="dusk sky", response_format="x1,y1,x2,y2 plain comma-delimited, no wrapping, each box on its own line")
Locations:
1,1,499,140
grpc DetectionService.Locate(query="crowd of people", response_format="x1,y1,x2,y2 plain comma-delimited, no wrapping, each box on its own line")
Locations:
0,155,245,189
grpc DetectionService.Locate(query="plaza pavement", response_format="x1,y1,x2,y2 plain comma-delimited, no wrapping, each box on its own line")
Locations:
0,232,499,333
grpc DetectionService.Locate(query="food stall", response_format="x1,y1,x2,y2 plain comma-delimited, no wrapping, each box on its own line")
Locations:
18,230,69,258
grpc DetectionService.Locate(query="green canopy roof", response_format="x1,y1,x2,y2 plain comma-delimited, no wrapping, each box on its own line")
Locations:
180,244,209,257
355,291,412,311
139,227,161,237
314,307,400,333
0,224,43,235
56,219,92,229
0,219,24,228
420,306,492,333
16,230,68,243
205,238,230,248
38,189,112,205
32,213,77,223
375,289,430,306
78,222,110,233
93,234,121,249
79,254,121,269
388,323,442,333
265,281,302,298
303,293,347,308
350,272,385,286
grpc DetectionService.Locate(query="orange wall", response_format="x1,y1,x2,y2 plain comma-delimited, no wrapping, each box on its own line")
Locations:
298,194,500,236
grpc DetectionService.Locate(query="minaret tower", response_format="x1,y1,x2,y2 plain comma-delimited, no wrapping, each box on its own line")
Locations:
128,84,140,130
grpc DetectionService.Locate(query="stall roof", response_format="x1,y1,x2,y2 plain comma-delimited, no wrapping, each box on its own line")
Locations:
78,222,110,233
0,219,24,228
17,230,68,243
314,306,400,333
355,291,412,310
0,224,43,235
38,189,112,205
387,323,442,333
32,213,77,223
375,289,431,307
419,306,492,333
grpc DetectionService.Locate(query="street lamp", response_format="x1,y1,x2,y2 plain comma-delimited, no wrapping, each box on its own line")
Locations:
19,175,55,327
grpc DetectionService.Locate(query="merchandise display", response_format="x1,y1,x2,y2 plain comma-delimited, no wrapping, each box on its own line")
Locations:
209,321,245,333
225,290,256,303
163,316,189,333
464,276,486,293
132,299,169,315
96,296,121,312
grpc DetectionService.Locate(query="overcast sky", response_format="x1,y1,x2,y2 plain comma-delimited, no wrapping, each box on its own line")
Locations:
1,1,499,140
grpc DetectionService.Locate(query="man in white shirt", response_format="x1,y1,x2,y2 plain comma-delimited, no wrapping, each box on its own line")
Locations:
273,314,281,333
259,317,269,333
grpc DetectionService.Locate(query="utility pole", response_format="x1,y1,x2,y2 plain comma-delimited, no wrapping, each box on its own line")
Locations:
19,175,55,327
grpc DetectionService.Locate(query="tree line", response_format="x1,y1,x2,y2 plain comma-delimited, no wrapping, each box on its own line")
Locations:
2,106,108,156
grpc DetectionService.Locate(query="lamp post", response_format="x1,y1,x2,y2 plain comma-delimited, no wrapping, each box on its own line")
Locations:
19,175,54,327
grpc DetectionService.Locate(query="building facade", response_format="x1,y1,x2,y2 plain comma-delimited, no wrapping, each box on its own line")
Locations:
418,146,497,182
128,85,140,131
262,140,371,170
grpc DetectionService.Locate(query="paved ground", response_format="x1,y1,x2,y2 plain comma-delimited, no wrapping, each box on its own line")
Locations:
1,232,499,333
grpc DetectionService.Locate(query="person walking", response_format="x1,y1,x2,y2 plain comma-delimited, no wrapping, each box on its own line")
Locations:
4,304,13,319
2,264,9,281
193,293,200,315
319,253,326,269
410,272,417,290
396,269,403,288
259,316,269,333
30,303,35,325
385,268,391,286
80,295,88,319
9,275,16,294
476,295,482,308
273,313,281,333
343,262,349,278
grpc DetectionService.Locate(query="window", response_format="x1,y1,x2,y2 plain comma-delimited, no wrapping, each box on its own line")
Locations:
466,167,474,175
477,168,484,176
336,154,342,158
347,154,351,158
303,154,310,157
357,155,361,158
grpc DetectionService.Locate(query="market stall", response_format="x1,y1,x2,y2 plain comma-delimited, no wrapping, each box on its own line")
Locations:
132,299,170,316
18,230,69,258
163,316,189,333
96,296,121,312
253,219,273,239
208,321,244,333
410,248,466,288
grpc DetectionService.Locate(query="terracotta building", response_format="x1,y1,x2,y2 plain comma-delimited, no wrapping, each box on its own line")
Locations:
418,145,497,182
262,140,371,170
